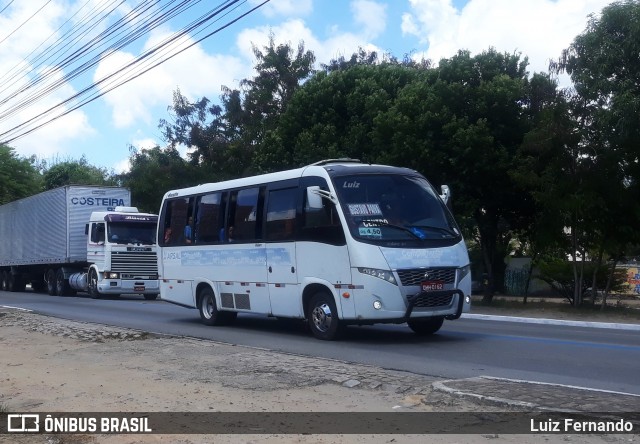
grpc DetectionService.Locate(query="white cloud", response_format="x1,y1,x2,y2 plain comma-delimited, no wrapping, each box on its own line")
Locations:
351,0,388,39
0,1,94,159
250,0,313,18
236,18,382,70
401,0,612,78
94,29,248,128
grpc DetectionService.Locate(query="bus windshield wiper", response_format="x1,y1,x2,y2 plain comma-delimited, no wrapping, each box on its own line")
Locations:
362,220,424,239
411,225,458,238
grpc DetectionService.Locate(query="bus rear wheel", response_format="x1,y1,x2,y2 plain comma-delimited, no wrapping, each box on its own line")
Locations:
307,292,343,340
407,317,444,336
198,287,236,326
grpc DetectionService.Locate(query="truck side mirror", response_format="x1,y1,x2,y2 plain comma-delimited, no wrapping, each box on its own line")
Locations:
84,223,89,235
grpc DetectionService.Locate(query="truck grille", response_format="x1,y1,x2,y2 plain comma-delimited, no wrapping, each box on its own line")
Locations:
111,251,158,277
396,268,456,286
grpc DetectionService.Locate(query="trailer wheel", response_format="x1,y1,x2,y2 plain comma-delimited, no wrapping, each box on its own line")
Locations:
88,269,100,299
407,317,444,336
9,275,25,292
46,269,57,295
31,280,47,292
1,271,8,291
55,268,75,296
307,291,343,340
5,272,15,292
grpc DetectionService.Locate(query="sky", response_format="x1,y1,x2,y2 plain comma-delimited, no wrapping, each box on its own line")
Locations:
0,0,615,174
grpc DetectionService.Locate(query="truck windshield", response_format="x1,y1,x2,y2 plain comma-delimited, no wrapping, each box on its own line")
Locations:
332,174,461,245
107,222,156,245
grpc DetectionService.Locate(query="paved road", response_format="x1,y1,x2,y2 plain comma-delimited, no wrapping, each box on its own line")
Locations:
2,290,639,396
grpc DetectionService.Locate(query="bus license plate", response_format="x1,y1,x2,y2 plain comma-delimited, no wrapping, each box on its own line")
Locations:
421,281,443,292
134,286,145,292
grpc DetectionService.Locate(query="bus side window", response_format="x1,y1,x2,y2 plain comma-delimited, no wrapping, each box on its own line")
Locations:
301,186,345,246
266,188,297,241
229,187,263,242
160,198,191,246
194,192,225,244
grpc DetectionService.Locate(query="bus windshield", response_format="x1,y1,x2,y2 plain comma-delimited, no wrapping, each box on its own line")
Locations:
332,174,460,244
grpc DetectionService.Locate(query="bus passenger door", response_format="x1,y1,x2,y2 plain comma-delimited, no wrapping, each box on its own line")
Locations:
265,185,301,317
296,178,352,318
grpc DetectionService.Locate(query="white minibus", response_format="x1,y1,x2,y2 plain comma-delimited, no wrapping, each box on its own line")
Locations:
157,159,471,340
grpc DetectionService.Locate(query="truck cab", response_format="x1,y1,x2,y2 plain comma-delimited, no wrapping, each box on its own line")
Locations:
70,206,160,299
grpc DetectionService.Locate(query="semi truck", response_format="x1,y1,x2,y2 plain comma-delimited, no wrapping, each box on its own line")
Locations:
0,185,160,299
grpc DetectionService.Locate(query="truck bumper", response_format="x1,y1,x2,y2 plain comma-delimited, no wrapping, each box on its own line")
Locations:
98,279,160,295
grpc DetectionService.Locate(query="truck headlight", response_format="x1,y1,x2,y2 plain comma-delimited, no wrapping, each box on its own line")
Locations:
357,267,397,285
105,272,119,279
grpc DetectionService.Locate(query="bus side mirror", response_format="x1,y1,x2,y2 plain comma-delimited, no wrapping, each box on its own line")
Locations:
440,185,451,207
307,186,324,209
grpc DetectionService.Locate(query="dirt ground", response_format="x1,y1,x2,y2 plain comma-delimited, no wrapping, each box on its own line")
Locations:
1,306,638,444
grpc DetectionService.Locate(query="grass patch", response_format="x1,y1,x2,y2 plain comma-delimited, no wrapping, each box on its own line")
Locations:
471,295,640,321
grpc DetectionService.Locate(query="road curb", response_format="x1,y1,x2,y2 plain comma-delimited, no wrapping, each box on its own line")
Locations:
462,313,640,331
433,376,640,412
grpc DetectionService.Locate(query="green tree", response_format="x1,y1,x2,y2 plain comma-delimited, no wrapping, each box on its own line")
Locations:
392,50,539,301
255,58,423,171
551,0,640,304
159,36,316,178
0,144,42,204
119,145,202,214
42,155,117,190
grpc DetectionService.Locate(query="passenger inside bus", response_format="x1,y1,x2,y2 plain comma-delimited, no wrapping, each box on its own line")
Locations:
227,226,235,242
219,226,235,243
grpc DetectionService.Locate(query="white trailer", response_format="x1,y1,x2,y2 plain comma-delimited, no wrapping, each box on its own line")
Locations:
0,185,160,299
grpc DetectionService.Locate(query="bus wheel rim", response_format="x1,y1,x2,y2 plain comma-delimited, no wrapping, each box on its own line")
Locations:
312,303,332,332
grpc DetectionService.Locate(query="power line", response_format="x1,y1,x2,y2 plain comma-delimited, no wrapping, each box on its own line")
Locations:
0,0,54,46
0,0,15,15
0,0,272,143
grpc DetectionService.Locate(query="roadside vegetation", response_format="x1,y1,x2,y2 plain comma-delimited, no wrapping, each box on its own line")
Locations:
1,1,639,309
472,293,640,323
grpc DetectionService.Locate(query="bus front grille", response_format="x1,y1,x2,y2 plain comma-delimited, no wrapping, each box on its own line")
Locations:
410,292,454,308
396,268,456,287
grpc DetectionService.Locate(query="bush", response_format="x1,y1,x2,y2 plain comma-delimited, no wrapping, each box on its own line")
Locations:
536,259,627,305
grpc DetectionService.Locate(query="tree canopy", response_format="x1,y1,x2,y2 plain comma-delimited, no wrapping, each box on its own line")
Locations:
0,144,42,205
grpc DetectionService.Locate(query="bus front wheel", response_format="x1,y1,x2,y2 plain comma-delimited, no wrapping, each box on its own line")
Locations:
307,292,343,340
407,317,444,336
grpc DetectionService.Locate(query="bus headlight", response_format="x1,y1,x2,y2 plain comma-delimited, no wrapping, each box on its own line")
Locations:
357,268,397,286
458,264,471,282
